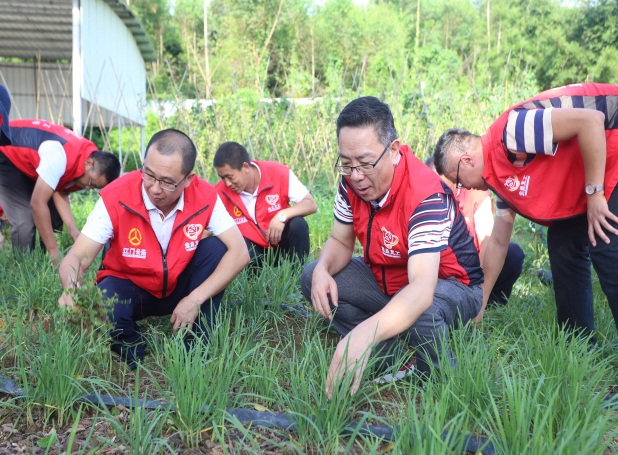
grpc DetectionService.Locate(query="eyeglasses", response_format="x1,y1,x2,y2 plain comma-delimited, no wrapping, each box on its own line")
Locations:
84,168,101,190
454,157,463,189
141,168,188,192
335,144,390,176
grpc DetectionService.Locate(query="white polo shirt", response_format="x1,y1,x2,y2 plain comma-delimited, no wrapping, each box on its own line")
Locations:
240,163,309,222
81,184,235,254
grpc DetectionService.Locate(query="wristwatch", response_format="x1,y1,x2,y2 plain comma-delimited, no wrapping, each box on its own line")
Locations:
584,183,604,195
277,212,287,223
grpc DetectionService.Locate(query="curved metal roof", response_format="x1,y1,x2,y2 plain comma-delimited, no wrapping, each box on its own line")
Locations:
0,0,156,62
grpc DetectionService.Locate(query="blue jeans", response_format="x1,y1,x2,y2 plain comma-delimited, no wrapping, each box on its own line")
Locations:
547,188,618,335
99,236,228,365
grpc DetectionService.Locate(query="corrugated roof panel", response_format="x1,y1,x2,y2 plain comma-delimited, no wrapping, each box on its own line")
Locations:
0,0,155,62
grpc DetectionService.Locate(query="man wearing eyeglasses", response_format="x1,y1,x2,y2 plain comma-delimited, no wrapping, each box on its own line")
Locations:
300,97,483,397
0,118,120,263
213,141,317,262
58,129,249,369
433,83,618,336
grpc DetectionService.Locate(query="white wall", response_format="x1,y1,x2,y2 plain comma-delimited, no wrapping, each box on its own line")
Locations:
0,0,147,127
81,0,147,126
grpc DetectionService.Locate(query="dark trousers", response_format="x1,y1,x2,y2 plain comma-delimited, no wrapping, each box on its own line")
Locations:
488,242,525,305
547,188,618,334
98,236,228,364
0,152,62,251
246,216,310,263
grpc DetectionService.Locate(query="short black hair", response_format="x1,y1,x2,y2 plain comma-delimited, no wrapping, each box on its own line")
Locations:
213,141,251,170
144,129,197,175
433,128,479,176
90,151,121,184
336,96,397,147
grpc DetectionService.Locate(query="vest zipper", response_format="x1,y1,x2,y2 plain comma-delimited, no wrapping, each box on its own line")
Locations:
120,202,210,299
364,205,376,263
120,202,169,297
381,267,388,295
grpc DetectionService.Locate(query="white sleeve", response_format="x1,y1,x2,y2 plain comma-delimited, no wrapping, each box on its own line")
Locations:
288,169,310,203
80,197,114,244
207,195,236,236
36,141,67,190
473,194,494,243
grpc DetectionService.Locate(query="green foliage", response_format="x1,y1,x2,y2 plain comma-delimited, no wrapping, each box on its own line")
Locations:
129,0,618,100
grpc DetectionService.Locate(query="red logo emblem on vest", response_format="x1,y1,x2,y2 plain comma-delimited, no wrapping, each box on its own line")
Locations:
381,227,399,249
504,176,520,192
233,206,242,217
266,194,279,205
184,224,203,241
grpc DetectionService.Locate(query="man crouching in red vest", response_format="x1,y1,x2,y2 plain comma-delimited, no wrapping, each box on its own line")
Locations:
300,97,483,397
58,129,250,368
214,142,317,263
433,83,618,338
0,118,120,264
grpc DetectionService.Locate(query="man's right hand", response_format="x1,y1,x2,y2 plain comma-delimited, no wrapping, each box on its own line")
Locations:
311,265,338,319
58,291,76,309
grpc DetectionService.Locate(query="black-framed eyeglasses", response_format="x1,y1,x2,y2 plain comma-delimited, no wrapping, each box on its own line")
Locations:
335,143,391,176
141,168,188,192
454,157,463,189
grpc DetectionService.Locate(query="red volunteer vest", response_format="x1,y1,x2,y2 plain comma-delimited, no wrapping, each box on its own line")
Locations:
2,120,97,192
216,161,290,248
347,146,472,295
482,83,618,224
97,171,218,298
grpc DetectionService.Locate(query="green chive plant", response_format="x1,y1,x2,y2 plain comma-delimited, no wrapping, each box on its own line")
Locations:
155,309,262,448
99,370,173,454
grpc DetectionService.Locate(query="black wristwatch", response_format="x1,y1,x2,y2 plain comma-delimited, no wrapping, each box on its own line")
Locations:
584,183,604,196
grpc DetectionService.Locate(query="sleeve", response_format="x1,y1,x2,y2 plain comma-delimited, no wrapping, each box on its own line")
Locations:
503,108,558,156
36,140,68,190
407,193,455,257
287,169,310,203
207,195,236,236
80,197,114,244
333,178,353,224
494,194,515,217
472,193,494,241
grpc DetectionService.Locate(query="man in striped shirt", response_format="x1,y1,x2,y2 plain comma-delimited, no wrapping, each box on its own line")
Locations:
300,97,483,397
433,83,618,336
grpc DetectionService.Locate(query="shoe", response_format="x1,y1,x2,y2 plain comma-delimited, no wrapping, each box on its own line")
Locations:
374,359,415,384
537,269,553,286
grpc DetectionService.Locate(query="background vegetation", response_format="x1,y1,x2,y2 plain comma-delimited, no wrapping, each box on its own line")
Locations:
0,0,617,453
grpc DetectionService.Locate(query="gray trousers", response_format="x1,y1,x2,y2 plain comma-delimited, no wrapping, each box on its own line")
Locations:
300,257,483,374
0,152,62,251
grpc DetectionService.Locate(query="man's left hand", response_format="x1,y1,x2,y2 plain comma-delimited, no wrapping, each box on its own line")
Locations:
326,325,375,399
266,216,285,245
170,296,201,332
587,193,618,246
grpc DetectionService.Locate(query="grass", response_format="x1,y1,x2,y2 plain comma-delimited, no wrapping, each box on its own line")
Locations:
0,196,616,453
1,79,618,452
